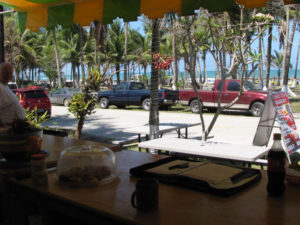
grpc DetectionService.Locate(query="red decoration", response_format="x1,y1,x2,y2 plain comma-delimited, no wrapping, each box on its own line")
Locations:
153,54,173,70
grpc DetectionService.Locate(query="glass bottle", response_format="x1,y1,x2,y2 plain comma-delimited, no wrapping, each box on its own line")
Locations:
267,133,286,196
31,153,48,185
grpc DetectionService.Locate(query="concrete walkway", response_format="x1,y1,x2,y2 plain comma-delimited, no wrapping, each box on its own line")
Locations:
43,106,300,147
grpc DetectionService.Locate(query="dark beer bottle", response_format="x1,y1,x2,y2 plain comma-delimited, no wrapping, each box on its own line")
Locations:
267,133,286,196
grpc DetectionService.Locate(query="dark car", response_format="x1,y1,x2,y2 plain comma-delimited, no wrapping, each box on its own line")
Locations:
98,82,178,110
15,88,51,117
48,88,81,107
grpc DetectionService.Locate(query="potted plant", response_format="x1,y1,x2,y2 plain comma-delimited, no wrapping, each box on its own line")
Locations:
0,108,48,162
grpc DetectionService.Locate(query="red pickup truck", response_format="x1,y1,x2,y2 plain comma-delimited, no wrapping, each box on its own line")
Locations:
179,79,267,116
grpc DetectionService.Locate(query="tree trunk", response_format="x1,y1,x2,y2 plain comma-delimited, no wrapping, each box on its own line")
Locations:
149,19,160,142
75,114,85,140
77,65,80,87
172,17,179,90
143,66,148,87
16,70,20,87
184,56,189,86
124,22,128,82
72,64,77,88
116,64,120,84
79,26,86,85
0,6,4,63
215,61,219,79
202,52,208,85
143,66,147,77
197,54,204,86
282,6,298,96
265,25,273,89
277,69,281,86
293,38,300,88
218,51,226,79
222,48,226,77
53,29,62,87
94,21,101,66
258,33,264,89
184,20,208,140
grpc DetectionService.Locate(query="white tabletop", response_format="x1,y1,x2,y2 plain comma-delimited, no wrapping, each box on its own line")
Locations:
123,123,201,135
138,137,269,162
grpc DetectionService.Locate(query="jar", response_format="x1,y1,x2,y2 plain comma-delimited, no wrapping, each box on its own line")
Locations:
31,153,48,185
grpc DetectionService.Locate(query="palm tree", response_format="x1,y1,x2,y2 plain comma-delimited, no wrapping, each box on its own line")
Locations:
38,43,57,86
124,22,128,81
149,19,160,141
108,19,125,84
133,32,151,84
282,6,299,95
59,30,81,88
194,13,210,86
271,50,283,86
123,27,146,80
265,23,273,89
52,28,62,87
293,38,300,88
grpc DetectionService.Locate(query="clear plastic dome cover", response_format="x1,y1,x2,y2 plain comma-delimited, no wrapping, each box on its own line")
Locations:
56,145,117,187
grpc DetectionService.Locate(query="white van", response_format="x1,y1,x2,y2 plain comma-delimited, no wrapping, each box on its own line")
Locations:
8,82,18,90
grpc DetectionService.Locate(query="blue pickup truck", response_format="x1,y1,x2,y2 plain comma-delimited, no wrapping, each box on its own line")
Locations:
98,82,178,110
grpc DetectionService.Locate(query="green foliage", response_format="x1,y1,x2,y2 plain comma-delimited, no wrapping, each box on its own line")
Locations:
68,90,97,121
138,75,149,84
87,66,103,90
25,107,49,128
249,50,262,62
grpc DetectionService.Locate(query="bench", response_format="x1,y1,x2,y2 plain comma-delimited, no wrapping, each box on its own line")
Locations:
123,122,201,142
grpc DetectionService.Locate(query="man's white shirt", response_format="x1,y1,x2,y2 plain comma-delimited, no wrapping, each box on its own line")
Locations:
0,83,25,125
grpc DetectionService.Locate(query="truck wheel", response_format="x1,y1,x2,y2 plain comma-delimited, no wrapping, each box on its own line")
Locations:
142,98,151,111
251,102,264,117
99,98,109,109
190,99,202,113
63,99,69,107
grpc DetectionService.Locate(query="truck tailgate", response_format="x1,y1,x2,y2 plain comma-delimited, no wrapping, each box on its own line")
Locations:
163,89,179,101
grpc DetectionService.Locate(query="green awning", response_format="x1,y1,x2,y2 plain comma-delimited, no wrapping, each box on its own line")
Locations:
0,0,298,31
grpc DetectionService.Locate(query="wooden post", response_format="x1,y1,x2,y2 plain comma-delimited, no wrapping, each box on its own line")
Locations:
0,6,5,63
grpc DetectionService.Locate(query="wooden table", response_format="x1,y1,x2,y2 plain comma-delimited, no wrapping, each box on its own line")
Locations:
138,137,268,164
123,122,201,142
9,150,300,225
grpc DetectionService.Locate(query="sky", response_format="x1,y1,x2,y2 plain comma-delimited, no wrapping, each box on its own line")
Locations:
129,19,300,72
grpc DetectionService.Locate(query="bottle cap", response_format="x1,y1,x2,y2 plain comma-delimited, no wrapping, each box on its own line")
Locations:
273,133,281,140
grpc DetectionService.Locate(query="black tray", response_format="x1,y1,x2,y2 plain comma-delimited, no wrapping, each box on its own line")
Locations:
130,157,261,196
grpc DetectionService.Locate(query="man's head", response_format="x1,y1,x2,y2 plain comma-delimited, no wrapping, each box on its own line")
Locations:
0,63,14,85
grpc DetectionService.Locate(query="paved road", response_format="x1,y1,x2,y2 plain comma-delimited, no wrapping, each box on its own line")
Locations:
43,106,300,147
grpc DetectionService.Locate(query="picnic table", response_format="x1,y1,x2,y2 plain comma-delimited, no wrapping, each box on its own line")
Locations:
123,122,201,142
138,137,268,164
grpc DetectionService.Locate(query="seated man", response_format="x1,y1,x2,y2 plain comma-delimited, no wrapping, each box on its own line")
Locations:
0,62,25,126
